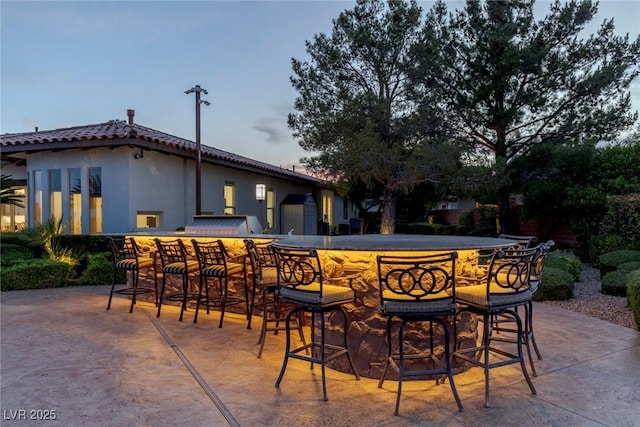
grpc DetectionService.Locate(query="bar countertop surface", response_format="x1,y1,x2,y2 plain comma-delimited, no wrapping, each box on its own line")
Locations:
271,234,515,251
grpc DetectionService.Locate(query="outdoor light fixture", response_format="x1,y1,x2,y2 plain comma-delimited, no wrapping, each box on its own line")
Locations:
133,148,144,159
255,184,266,201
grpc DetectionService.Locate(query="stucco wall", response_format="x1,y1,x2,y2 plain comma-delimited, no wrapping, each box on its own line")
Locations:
8,145,330,234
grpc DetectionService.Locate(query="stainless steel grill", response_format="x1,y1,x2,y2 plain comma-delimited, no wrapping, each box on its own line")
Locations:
184,215,262,235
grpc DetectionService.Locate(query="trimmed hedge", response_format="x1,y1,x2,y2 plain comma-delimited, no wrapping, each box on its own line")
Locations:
627,270,640,330
618,262,640,274
79,252,119,286
588,234,640,266
544,251,582,281
0,243,35,267
1,259,75,291
601,270,628,297
599,250,640,279
533,266,574,301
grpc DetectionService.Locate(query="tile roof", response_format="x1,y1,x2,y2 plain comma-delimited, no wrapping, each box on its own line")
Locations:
1,120,319,183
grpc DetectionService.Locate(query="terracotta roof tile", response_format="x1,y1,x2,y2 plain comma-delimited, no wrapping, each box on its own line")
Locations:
1,121,319,183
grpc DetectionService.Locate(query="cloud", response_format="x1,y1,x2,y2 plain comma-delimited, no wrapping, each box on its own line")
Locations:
253,121,286,144
253,104,294,145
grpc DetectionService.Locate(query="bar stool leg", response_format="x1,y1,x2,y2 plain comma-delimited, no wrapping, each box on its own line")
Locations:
156,276,167,318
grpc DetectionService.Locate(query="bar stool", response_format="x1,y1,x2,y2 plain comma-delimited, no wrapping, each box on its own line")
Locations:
521,240,555,375
244,239,306,358
494,237,554,376
453,246,538,408
155,238,200,322
272,245,360,401
497,234,537,249
192,239,248,328
376,252,464,415
106,236,157,313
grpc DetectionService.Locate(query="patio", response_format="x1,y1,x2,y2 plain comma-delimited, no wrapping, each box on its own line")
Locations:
1,285,639,426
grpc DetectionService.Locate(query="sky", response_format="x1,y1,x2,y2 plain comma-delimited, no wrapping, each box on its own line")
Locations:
2,0,639,172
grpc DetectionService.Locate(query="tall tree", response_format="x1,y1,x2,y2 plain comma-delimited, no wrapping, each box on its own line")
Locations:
289,0,461,234
410,0,640,232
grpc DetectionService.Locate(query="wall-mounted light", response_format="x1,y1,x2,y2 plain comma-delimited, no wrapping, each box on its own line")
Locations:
134,148,144,159
255,184,266,201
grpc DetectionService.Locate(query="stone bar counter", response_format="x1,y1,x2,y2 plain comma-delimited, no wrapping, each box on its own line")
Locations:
271,234,515,379
124,232,514,379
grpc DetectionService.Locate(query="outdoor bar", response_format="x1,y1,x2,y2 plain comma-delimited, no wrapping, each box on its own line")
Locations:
270,234,514,378
124,231,516,379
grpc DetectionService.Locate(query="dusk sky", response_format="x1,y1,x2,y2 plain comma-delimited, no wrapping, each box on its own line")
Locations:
2,0,639,171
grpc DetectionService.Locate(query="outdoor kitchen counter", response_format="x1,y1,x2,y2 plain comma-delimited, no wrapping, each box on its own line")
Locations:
271,234,516,379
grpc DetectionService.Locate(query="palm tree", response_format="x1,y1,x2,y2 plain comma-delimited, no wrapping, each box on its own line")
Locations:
1,172,25,208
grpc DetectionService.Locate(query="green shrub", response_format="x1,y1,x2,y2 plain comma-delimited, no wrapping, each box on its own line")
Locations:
618,262,640,274
599,250,640,279
0,232,23,245
626,270,640,330
403,222,457,235
533,266,574,301
458,209,474,228
599,194,640,244
544,251,582,281
465,227,495,237
79,252,118,286
601,270,628,297
476,205,498,232
0,259,74,291
0,243,35,267
588,234,640,266
57,234,111,254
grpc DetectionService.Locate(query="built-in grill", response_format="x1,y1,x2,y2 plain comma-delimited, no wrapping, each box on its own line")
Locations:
184,215,263,235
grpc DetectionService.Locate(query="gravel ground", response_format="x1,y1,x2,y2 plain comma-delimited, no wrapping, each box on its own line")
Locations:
541,263,637,330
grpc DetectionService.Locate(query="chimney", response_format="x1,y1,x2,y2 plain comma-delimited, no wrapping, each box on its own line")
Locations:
127,109,135,124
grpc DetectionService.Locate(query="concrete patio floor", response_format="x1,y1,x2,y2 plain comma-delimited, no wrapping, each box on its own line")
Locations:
1,285,639,427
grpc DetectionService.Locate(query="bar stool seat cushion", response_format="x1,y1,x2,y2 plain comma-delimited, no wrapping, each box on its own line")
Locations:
279,282,354,305
529,279,540,293
116,257,154,270
381,290,454,314
201,261,244,277
163,260,199,275
457,284,532,307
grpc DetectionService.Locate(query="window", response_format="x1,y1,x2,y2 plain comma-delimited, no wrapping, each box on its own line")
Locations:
322,193,332,224
1,187,26,232
33,170,43,226
49,169,62,223
68,168,82,234
136,211,161,228
223,182,235,215
89,167,102,233
266,189,275,230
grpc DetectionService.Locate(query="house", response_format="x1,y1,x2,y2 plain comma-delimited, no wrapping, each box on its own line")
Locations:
0,109,358,235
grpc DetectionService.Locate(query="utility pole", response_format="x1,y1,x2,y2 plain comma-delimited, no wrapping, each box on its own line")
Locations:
184,85,210,216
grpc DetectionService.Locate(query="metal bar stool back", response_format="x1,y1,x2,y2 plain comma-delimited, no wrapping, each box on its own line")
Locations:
191,239,248,328
454,245,538,407
497,234,538,249
376,251,464,415
244,239,306,358
154,238,200,322
107,236,157,313
272,245,360,401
